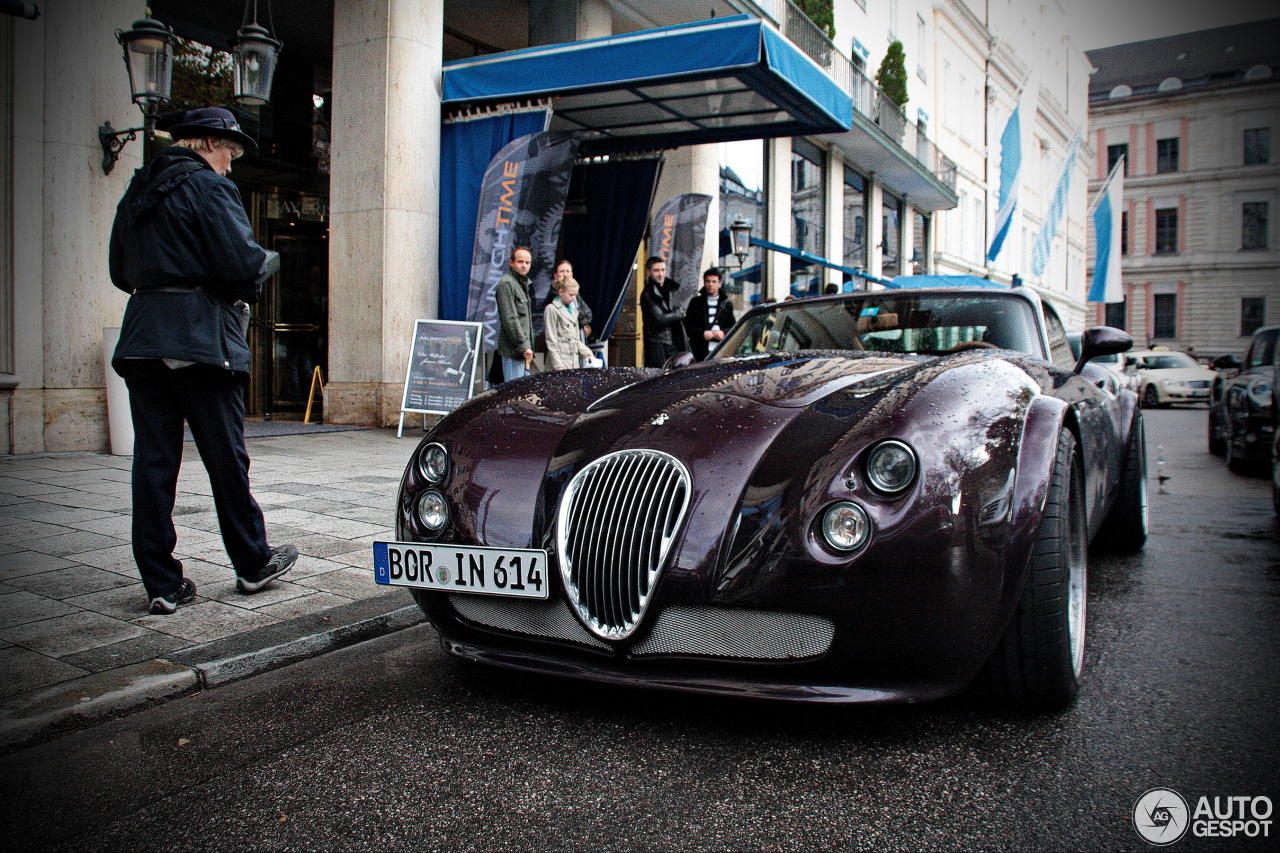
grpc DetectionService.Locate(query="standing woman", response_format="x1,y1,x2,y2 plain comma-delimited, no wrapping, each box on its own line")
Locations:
549,259,593,342
544,278,597,370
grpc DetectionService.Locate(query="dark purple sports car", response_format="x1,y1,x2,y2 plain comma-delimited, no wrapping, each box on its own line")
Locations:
375,285,1147,709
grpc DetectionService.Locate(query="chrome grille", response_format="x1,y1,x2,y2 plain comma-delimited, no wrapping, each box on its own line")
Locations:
556,449,691,640
629,606,835,660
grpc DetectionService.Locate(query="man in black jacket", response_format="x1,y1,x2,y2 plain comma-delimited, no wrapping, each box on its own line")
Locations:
110,107,297,615
683,267,736,361
639,256,689,367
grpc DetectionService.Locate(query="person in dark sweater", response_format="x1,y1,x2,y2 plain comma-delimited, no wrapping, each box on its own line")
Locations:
639,256,689,367
684,267,736,361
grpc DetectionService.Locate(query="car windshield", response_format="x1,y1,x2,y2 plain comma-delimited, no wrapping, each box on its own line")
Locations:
714,292,1043,359
1140,353,1198,370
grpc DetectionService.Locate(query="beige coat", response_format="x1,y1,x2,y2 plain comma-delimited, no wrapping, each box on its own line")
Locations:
543,298,594,370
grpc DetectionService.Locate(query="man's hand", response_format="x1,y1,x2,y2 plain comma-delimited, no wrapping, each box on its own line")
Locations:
523,349,533,369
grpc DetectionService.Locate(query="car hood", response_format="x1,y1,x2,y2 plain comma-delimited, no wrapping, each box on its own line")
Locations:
589,351,927,410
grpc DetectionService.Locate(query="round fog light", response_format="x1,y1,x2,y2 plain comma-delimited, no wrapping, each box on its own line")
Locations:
821,501,870,552
416,490,449,533
418,443,449,484
866,440,917,494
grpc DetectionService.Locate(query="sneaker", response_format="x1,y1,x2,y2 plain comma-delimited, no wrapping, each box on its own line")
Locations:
237,544,298,594
149,578,197,615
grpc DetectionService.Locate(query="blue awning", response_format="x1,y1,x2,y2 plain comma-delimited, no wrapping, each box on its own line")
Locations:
750,237,893,286
442,15,852,155
891,274,1010,289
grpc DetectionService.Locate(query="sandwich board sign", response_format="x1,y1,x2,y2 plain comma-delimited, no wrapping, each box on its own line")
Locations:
398,319,482,436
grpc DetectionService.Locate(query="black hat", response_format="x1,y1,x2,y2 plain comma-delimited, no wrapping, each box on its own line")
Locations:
168,107,256,150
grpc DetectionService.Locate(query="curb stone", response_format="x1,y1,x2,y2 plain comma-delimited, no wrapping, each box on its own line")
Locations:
0,599,424,753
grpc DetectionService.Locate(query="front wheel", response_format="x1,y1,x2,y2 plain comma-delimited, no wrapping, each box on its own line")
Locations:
1096,411,1148,553
982,430,1087,710
1142,385,1161,409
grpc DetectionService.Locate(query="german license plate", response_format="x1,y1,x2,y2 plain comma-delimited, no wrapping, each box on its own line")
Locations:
372,541,549,599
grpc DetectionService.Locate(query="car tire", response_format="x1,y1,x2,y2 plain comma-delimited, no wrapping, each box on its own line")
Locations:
983,430,1087,710
1225,425,1251,475
1208,409,1226,456
1142,385,1161,409
1272,452,1280,516
1096,411,1148,553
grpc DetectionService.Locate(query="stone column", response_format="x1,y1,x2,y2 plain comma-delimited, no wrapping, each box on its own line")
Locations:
8,0,140,453
328,0,442,426
866,176,883,279
899,199,914,276
824,144,844,290
766,137,791,300
652,143,720,289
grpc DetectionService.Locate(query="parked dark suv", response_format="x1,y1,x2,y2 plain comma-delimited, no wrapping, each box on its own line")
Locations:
1209,325,1277,473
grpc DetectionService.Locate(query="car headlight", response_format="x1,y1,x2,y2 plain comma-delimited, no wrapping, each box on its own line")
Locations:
415,490,449,533
1247,377,1273,409
820,501,870,552
865,440,918,494
417,442,450,484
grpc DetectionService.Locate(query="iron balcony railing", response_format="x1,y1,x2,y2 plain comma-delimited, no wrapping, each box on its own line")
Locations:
777,0,957,193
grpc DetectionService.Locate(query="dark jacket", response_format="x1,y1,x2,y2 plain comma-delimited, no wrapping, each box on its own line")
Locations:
495,268,535,359
640,277,688,353
684,288,737,360
109,146,272,373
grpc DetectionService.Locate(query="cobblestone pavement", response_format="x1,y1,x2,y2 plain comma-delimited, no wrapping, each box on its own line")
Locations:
0,426,424,747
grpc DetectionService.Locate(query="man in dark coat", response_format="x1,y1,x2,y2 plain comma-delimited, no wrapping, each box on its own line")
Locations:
110,107,297,615
640,256,689,368
683,267,737,361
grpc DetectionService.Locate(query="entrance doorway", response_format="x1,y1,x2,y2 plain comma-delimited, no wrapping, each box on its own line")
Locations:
259,224,328,419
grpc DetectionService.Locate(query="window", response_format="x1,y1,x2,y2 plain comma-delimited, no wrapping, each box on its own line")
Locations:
1042,304,1075,370
1241,297,1266,337
1242,202,1269,250
1154,208,1178,254
791,139,825,295
916,16,927,81
843,167,867,273
1105,301,1127,330
1156,137,1179,173
1107,143,1128,176
1244,127,1270,165
1121,211,1129,255
912,210,930,274
882,190,903,278
1153,293,1178,339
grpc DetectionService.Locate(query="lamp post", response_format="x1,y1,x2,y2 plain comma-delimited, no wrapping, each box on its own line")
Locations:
729,217,753,269
99,13,178,175
230,0,282,106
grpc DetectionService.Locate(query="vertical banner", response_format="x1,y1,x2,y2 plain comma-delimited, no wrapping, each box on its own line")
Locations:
650,193,711,304
986,102,1022,264
1088,157,1125,304
465,131,580,352
1030,132,1082,278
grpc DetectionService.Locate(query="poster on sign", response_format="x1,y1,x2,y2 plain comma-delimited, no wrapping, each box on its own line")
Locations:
398,319,483,435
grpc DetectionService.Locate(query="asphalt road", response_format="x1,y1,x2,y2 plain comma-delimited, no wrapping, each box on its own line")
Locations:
3,407,1277,853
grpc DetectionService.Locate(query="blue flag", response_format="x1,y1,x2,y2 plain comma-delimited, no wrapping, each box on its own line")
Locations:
986,104,1022,263
1088,158,1125,303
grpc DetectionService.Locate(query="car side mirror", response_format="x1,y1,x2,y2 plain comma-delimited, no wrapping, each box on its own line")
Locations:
1075,325,1133,374
663,351,695,370
1212,353,1242,371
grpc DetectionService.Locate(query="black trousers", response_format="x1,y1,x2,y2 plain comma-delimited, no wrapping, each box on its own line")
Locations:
119,361,271,599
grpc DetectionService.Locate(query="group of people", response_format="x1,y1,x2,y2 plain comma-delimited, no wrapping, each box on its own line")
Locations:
495,248,600,381
640,256,736,367
495,249,739,378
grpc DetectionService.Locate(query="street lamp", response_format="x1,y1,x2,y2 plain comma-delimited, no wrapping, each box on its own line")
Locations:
729,217,753,268
99,13,178,174
230,0,282,106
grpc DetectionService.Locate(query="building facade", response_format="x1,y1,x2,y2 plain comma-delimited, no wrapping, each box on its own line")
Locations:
1085,18,1280,357
1,0,1089,455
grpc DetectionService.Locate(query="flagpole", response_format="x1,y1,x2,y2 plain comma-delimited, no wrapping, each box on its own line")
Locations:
1088,155,1124,217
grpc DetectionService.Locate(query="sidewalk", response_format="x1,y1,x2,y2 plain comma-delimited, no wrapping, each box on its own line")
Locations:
0,425,427,751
